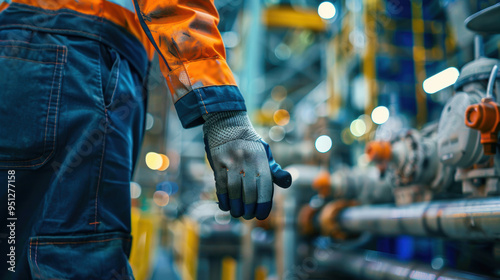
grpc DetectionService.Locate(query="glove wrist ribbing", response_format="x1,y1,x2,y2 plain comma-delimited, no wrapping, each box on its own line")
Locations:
203,111,261,148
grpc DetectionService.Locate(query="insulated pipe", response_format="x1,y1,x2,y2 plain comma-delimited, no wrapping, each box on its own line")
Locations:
315,249,496,280
337,198,500,240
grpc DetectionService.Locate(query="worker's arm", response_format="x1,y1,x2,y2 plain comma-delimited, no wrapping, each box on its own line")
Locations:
133,0,292,219
133,0,243,128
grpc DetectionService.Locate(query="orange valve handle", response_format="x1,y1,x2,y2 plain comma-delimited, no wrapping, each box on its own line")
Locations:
312,170,332,197
366,141,392,162
465,98,500,155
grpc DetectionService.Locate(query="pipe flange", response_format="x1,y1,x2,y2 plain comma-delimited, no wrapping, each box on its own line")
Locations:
297,205,319,236
319,200,359,240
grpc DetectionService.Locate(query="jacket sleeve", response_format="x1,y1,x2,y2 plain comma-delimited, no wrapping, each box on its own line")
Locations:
133,0,246,128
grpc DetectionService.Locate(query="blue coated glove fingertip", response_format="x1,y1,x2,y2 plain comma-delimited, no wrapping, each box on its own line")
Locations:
260,139,292,188
217,193,230,211
229,198,243,218
255,201,272,220
242,203,256,220
273,169,292,189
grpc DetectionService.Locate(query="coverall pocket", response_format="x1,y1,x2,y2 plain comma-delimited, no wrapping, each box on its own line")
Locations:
99,45,122,108
0,39,66,169
27,232,135,280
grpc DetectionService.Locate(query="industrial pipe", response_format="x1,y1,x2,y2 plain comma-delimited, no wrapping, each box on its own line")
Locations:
315,249,496,280
336,197,500,240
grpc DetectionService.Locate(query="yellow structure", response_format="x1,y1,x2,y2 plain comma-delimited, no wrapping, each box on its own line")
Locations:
129,207,160,280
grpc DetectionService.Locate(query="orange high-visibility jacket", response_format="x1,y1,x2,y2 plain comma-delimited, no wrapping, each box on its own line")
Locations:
1,0,245,128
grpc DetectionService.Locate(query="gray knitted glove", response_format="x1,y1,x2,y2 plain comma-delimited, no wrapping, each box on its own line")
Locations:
203,111,292,220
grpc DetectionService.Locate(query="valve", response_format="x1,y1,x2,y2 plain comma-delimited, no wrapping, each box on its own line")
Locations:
465,97,500,155
312,170,331,197
318,200,358,240
365,141,392,162
465,64,500,155
297,205,319,236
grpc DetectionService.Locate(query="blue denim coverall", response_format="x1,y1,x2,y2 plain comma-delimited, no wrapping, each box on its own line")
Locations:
0,0,246,279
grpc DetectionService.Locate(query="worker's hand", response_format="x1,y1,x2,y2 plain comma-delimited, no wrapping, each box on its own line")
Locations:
203,111,292,220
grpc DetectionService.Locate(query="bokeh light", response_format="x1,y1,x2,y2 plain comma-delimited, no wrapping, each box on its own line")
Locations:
273,109,290,126
341,128,355,145
358,114,373,131
145,152,163,170
157,154,170,171
275,43,291,60
318,2,336,20
221,31,239,48
145,113,154,131
371,106,390,125
431,257,445,270
423,67,459,94
350,119,367,137
214,211,231,225
315,135,332,153
130,182,141,199
269,126,286,142
271,85,287,102
156,181,179,195
153,190,170,206
145,152,170,171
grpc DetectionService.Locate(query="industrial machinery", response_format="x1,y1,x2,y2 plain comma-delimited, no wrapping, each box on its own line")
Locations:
327,166,394,205
367,125,457,205
128,2,500,280
313,249,494,280
438,37,500,197
282,4,500,280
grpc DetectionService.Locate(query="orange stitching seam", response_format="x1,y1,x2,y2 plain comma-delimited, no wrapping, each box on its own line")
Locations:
29,239,32,267
35,239,41,278
196,88,209,114
94,110,108,231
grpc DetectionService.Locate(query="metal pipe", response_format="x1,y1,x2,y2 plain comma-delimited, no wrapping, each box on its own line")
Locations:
280,165,322,277
475,35,484,59
486,64,498,99
315,249,496,280
338,197,500,240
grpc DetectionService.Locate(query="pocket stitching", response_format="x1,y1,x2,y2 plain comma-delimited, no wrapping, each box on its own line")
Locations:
0,45,66,167
39,46,61,164
37,237,131,246
100,47,121,109
106,61,120,109
28,234,132,280
0,55,65,65
29,238,44,280
35,238,42,279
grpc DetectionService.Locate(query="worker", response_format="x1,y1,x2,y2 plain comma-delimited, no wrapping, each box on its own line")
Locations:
0,0,291,279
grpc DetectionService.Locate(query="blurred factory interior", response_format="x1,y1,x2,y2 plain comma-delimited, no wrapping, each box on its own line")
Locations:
129,0,500,279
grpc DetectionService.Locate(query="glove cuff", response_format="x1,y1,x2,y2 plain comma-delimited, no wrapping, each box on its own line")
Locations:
203,111,261,148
